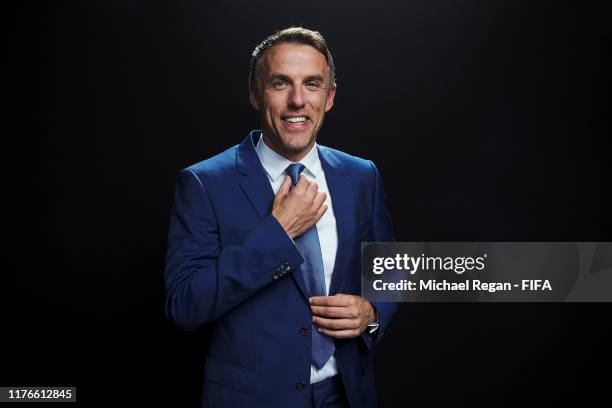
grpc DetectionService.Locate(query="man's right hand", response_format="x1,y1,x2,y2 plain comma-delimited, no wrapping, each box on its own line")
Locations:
271,175,327,239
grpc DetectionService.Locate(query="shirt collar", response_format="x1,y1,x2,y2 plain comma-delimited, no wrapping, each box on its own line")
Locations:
254,133,321,182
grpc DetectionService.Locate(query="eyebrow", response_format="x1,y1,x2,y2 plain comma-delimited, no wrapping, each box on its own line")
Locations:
267,73,326,83
303,75,325,83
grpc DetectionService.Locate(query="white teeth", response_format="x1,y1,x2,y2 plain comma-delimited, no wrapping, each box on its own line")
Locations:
285,117,307,123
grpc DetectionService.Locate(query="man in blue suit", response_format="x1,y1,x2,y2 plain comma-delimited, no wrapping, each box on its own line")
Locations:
164,27,397,407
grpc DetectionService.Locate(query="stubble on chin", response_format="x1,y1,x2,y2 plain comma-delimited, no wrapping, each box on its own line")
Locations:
287,131,317,153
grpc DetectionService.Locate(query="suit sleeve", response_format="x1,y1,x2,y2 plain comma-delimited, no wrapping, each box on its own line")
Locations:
164,168,304,331
361,160,399,350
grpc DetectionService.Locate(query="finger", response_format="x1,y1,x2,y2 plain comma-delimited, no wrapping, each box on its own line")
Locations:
314,191,327,208
312,191,327,212
314,204,328,221
311,305,360,319
317,327,362,339
309,294,351,307
277,176,292,197
294,175,309,192
309,296,331,306
313,316,360,330
306,180,319,195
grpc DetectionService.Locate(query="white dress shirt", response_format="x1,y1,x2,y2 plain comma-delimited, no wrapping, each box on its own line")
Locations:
254,134,339,384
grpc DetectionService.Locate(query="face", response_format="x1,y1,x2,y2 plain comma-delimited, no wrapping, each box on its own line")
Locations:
250,43,336,162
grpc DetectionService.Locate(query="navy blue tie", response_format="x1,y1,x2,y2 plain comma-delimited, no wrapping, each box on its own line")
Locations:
285,163,335,369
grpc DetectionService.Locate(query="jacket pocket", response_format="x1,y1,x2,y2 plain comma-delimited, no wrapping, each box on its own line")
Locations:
204,355,259,395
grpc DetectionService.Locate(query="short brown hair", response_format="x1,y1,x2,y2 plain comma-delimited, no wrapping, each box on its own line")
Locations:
249,27,336,92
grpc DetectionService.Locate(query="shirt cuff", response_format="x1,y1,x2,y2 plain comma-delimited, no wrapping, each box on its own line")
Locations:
367,304,380,335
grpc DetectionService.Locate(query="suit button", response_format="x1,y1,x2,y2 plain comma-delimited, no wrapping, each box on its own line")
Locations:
299,327,309,336
295,381,306,391
272,271,279,280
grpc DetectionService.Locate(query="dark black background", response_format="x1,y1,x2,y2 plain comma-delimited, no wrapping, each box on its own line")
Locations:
7,1,611,407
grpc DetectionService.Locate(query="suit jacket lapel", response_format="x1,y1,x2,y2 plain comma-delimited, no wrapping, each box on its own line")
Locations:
318,145,353,296
236,131,275,220
236,131,309,300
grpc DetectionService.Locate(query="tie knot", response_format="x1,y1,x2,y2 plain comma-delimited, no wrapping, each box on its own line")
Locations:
285,163,306,186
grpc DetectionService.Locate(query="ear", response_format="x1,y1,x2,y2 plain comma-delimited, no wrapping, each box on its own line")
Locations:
324,83,337,112
249,84,260,111
249,78,263,111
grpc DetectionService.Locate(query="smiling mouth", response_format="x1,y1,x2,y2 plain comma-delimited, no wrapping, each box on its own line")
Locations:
280,115,311,131
282,115,310,123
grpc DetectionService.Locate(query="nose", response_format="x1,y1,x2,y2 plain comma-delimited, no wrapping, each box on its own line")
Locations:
287,85,306,109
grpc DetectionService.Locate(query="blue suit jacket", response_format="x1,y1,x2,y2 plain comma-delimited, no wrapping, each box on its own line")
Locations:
164,131,397,407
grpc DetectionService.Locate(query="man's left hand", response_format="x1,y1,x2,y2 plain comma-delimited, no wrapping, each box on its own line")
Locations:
310,293,375,339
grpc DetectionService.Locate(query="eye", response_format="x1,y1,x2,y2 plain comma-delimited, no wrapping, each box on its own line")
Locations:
305,81,322,90
271,79,288,90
